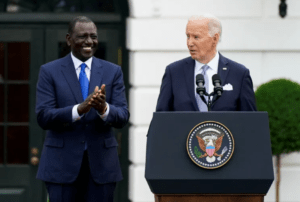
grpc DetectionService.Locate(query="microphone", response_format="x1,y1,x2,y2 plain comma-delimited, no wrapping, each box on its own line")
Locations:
212,74,223,97
196,74,206,96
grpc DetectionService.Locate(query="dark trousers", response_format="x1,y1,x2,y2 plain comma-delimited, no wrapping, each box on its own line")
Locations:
45,151,116,202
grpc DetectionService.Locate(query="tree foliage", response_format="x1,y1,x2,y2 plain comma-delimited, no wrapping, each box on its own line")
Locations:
255,79,300,155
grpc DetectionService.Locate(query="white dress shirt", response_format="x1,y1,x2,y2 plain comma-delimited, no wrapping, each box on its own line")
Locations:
70,52,109,121
194,52,219,96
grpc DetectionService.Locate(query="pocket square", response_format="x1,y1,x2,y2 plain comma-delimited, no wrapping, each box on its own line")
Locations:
223,83,233,91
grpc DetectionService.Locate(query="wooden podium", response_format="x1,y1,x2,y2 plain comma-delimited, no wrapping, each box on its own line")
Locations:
145,112,274,202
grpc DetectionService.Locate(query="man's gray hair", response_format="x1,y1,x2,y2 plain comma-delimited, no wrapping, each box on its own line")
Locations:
188,14,222,42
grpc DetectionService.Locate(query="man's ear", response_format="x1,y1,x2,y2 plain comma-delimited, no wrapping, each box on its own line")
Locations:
66,33,71,46
212,33,220,47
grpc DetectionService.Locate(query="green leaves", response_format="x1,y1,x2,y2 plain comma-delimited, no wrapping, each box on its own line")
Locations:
194,146,202,158
255,79,300,155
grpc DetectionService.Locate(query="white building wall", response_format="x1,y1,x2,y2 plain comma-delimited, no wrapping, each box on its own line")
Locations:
126,0,300,201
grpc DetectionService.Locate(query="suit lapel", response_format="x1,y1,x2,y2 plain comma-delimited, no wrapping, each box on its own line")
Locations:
61,54,83,103
183,57,199,110
88,57,103,95
217,53,230,85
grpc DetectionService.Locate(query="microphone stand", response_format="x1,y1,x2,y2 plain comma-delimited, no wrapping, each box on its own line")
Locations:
196,74,223,111
198,92,222,111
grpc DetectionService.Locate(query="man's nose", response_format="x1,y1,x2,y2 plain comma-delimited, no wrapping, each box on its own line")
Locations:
85,36,93,45
187,38,194,47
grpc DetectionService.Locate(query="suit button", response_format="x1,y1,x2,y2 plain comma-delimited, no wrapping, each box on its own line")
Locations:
82,141,85,143
86,124,88,127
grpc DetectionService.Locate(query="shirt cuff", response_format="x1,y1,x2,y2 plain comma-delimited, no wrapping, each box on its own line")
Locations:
97,102,109,121
72,104,83,122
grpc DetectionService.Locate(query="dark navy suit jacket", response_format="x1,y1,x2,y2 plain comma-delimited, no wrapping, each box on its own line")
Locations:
35,54,129,184
156,53,257,111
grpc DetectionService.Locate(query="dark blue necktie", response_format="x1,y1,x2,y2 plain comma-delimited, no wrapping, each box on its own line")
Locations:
79,63,89,100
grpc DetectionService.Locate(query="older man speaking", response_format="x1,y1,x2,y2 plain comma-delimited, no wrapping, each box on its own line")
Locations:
156,14,257,112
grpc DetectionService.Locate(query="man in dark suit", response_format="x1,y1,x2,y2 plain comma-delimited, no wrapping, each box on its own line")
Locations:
35,16,129,202
156,14,256,112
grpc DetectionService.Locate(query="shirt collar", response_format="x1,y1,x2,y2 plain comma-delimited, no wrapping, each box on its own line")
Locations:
70,52,93,70
195,52,219,72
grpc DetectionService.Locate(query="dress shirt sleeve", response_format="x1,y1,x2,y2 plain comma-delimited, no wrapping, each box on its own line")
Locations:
96,102,110,121
72,104,84,122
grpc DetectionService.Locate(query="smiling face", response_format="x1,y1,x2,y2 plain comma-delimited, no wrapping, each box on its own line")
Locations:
186,18,219,64
66,22,98,62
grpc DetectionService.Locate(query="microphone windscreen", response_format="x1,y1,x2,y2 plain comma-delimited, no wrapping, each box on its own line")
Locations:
212,74,222,85
196,74,205,85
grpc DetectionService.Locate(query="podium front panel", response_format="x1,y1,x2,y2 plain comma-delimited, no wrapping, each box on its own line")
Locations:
145,112,274,194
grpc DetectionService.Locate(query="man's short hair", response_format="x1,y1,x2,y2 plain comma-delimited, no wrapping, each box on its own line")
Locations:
68,16,95,35
188,14,222,42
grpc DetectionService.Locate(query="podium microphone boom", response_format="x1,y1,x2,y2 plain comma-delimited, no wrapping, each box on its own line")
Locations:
196,74,206,96
212,74,223,97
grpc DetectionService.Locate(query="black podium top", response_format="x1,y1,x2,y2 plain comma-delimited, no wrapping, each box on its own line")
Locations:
145,112,274,194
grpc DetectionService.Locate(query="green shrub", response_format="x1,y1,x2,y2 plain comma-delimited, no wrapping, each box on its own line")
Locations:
255,78,300,155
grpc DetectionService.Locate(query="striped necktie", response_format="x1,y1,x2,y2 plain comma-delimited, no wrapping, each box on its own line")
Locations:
196,65,209,112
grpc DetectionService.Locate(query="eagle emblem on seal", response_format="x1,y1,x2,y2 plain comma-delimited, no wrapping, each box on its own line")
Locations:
196,130,228,163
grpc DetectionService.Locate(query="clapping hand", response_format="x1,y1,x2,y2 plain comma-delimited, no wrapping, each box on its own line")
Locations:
77,85,106,115
90,84,107,115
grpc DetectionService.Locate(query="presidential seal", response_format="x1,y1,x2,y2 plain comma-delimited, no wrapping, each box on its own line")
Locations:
187,121,234,169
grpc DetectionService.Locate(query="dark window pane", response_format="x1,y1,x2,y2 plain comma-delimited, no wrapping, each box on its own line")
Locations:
82,0,115,12
7,126,29,164
0,84,3,122
58,42,70,58
53,0,115,12
0,42,4,82
7,42,30,80
58,42,106,59
95,43,106,60
3,0,116,13
8,85,29,122
0,126,3,164
6,0,37,12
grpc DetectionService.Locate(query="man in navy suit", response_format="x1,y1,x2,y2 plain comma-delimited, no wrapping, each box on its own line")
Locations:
156,14,257,112
35,16,129,202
